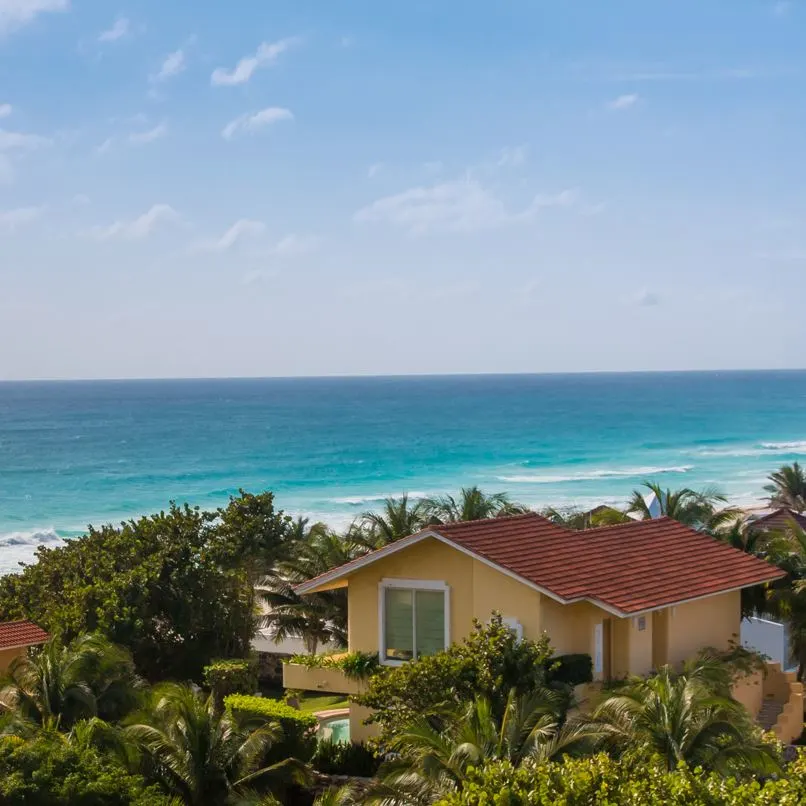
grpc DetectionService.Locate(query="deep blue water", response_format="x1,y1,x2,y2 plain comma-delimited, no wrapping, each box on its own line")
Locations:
1,371,805,573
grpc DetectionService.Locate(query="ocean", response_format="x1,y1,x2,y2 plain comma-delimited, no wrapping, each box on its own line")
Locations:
1,371,805,575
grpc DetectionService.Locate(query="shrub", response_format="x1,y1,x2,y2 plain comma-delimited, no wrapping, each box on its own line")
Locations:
548,653,593,687
286,651,380,681
0,733,173,806
357,615,556,744
203,658,257,701
435,749,806,805
224,694,317,762
312,740,381,777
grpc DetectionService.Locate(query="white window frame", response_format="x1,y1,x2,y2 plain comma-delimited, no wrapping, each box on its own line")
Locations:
378,578,450,667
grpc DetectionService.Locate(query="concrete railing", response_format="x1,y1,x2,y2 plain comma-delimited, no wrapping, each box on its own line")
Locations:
763,662,804,745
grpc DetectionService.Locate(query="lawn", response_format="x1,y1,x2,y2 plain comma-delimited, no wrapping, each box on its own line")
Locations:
297,693,349,713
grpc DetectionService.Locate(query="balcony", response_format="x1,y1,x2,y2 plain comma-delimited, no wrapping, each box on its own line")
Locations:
282,655,364,696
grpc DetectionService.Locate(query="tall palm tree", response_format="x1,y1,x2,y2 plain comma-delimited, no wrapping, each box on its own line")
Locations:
587,660,780,776
541,506,631,530
359,494,429,548
626,482,739,532
260,523,361,653
0,634,142,731
765,462,806,513
423,486,528,524
366,689,595,804
123,683,308,806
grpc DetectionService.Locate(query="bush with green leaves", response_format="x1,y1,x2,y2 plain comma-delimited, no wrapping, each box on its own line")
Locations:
287,651,380,681
312,739,381,777
547,653,593,687
224,693,318,763
357,615,558,744
435,749,806,805
203,658,257,701
0,733,173,806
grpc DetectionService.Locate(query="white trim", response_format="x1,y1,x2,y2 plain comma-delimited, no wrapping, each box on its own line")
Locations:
378,578,450,666
295,528,782,619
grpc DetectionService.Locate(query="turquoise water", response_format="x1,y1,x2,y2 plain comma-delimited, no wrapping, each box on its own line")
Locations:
318,716,350,744
1,371,806,574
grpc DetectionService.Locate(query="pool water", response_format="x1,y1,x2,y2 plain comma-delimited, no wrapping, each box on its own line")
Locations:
318,716,350,744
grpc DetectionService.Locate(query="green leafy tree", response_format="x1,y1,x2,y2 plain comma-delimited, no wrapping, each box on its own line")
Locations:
765,462,806,513
0,492,288,681
357,616,561,745
586,659,780,776
122,683,309,806
541,506,631,530
0,634,142,731
368,690,598,804
423,487,528,524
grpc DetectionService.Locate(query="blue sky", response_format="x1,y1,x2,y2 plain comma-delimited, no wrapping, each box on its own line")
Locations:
1,0,805,379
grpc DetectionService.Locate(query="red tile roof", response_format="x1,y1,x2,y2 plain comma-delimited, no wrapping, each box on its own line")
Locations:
750,509,806,532
435,514,786,614
0,621,49,650
298,512,786,614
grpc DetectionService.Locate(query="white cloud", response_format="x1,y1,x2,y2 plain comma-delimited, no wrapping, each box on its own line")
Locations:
0,128,51,151
221,107,293,140
607,93,639,110
272,233,318,256
152,49,186,82
367,162,384,179
354,180,577,235
98,17,129,42
211,37,298,86
773,1,792,16
0,0,68,35
0,205,43,229
199,219,266,251
497,145,528,167
632,289,661,307
128,122,167,145
89,204,179,240
0,104,11,118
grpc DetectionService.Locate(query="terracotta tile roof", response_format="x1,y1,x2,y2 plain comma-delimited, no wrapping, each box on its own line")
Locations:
435,513,786,614
297,512,786,615
750,508,806,532
0,621,49,650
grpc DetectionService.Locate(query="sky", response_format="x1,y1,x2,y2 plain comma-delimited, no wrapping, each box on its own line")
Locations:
1,0,805,380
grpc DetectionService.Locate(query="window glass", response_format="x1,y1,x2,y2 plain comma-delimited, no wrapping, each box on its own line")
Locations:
384,588,414,661
415,590,445,657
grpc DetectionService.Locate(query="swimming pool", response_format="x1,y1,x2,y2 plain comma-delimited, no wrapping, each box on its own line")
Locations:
318,715,350,744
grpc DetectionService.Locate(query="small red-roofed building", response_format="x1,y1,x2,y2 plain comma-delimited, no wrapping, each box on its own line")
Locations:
284,513,799,742
0,621,49,671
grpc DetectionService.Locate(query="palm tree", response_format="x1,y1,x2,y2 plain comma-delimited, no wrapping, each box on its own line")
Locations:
765,462,806,513
626,482,739,532
541,506,631,530
123,683,309,806
366,689,595,804
0,634,142,731
359,494,429,548
423,486,528,524
587,659,780,776
260,522,361,653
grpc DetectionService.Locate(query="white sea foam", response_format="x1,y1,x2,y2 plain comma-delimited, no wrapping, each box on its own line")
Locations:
327,491,429,506
0,529,66,576
0,528,63,548
692,440,806,458
497,465,693,484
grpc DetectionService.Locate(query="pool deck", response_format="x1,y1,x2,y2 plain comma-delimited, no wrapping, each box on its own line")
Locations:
315,707,350,721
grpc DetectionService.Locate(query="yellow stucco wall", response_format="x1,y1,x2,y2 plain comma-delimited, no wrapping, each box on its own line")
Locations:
666,590,741,667
540,597,609,658
0,646,25,672
347,537,544,652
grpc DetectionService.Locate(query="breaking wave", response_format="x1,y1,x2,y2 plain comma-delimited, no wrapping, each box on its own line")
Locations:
0,528,63,548
327,491,429,506
497,465,693,484
692,440,806,458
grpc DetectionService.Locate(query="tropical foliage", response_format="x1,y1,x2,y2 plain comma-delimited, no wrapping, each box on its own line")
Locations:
765,462,806,513
626,482,740,531
422,486,526,524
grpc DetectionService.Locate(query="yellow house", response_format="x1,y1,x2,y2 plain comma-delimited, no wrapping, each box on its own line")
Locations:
284,513,798,741
0,621,49,671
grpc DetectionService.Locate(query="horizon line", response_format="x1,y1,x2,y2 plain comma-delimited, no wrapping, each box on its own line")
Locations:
2,367,806,384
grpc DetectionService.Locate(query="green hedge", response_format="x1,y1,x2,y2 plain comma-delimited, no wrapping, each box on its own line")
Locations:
203,658,257,700
435,751,806,805
286,651,380,681
548,653,593,687
224,694,317,763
